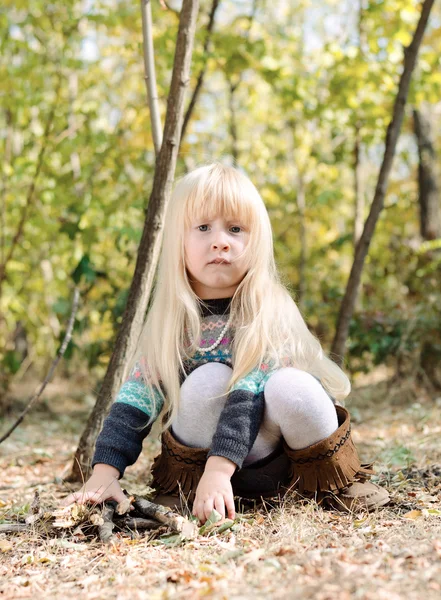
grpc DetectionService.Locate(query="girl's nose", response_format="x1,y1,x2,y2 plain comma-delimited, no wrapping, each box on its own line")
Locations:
211,236,230,251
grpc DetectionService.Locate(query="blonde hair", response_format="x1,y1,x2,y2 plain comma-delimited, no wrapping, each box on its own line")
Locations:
131,162,351,433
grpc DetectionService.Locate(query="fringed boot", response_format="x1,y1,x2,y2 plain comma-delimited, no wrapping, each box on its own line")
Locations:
149,427,291,511
150,427,209,510
282,405,389,511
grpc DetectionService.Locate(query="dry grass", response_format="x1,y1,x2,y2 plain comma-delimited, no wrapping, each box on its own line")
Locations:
1,368,441,599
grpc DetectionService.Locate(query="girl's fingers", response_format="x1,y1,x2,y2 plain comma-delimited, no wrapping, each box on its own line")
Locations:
203,497,215,523
62,489,103,507
224,492,236,520
214,495,226,520
192,500,202,522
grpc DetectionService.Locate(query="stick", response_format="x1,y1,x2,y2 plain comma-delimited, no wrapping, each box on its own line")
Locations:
133,495,197,537
0,523,28,533
0,287,80,444
122,517,162,531
98,503,115,543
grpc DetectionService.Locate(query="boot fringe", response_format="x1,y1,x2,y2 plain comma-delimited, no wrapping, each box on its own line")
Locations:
150,428,208,503
283,406,375,495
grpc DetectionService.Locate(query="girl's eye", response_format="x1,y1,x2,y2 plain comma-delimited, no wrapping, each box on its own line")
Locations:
230,226,242,233
198,225,209,232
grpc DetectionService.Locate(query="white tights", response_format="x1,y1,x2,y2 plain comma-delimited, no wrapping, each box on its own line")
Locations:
171,363,339,466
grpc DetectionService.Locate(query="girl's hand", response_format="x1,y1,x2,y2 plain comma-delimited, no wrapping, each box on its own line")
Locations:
192,459,236,524
62,464,127,507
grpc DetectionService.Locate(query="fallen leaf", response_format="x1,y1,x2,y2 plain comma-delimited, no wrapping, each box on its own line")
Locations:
90,513,104,526
403,510,423,520
0,540,13,552
38,554,56,564
116,496,134,515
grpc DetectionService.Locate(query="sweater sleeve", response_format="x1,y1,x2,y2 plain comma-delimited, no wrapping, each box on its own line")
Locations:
92,360,164,477
207,364,271,470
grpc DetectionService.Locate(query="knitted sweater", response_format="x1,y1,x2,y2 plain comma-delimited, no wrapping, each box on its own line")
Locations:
92,298,276,477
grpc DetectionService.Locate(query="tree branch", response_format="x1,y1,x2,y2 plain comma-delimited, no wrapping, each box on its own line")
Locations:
140,0,163,156
0,287,80,444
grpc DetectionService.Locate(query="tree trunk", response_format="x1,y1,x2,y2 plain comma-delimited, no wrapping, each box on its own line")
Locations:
413,106,441,389
228,81,240,164
67,0,200,482
180,0,220,146
140,0,163,156
353,122,365,250
0,76,62,296
296,173,307,309
331,0,436,366
413,107,441,240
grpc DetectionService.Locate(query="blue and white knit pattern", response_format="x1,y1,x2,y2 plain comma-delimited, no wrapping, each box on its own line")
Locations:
114,312,274,416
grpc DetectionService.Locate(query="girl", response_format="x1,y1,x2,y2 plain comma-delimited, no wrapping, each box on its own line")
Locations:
64,163,389,523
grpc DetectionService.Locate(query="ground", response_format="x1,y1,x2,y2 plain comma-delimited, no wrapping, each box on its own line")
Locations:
1,367,441,599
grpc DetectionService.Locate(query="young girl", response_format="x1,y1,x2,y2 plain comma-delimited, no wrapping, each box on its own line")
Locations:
64,163,389,523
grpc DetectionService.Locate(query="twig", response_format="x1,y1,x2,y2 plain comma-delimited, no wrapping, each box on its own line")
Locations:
0,524,28,533
0,287,80,444
98,503,116,543
0,74,62,293
133,495,197,537
122,517,162,531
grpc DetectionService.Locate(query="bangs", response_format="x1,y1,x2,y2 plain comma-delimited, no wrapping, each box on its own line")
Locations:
182,166,259,230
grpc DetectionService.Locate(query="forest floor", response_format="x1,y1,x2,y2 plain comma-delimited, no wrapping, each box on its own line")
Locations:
1,367,441,600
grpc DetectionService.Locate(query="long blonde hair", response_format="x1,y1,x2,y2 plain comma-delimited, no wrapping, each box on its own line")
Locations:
131,162,351,432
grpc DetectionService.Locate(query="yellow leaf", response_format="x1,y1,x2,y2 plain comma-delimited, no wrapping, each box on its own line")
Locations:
38,554,56,564
0,540,13,552
404,510,423,520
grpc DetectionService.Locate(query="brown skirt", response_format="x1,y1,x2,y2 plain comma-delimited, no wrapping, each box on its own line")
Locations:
150,427,291,504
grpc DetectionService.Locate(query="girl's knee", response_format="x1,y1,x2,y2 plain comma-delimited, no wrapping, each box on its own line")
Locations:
264,367,333,412
180,362,233,408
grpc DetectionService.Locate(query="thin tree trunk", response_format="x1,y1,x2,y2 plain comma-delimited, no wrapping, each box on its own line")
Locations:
180,0,220,146
352,0,365,315
331,0,435,366
413,106,441,389
0,76,62,296
353,122,365,249
296,173,307,308
413,107,441,240
0,109,12,297
67,0,200,482
225,0,258,165
228,81,239,164
141,0,163,156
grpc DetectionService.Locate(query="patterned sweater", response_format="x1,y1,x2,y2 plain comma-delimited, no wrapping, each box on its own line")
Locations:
92,298,276,477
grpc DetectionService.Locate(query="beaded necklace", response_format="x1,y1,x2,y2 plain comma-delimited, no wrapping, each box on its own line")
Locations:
188,313,233,353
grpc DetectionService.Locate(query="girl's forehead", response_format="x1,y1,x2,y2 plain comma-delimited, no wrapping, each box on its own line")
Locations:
185,196,255,227
189,212,244,223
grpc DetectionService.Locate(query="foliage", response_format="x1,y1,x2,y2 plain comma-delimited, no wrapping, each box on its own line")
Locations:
1,0,441,394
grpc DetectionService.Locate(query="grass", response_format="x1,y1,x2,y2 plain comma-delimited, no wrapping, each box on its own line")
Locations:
1,368,441,599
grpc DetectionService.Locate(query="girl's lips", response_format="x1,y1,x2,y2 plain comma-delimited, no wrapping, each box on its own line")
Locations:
209,259,231,265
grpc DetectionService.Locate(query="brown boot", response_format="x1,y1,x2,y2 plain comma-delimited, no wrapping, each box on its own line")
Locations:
282,406,389,512
149,427,291,510
150,427,209,506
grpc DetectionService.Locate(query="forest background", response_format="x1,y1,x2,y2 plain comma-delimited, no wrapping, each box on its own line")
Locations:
1,1,441,598
1,0,441,404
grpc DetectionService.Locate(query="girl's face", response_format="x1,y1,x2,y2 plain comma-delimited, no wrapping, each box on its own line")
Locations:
184,216,249,299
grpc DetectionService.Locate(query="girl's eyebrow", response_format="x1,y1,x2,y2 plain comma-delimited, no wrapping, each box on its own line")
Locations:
194,217,243,224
